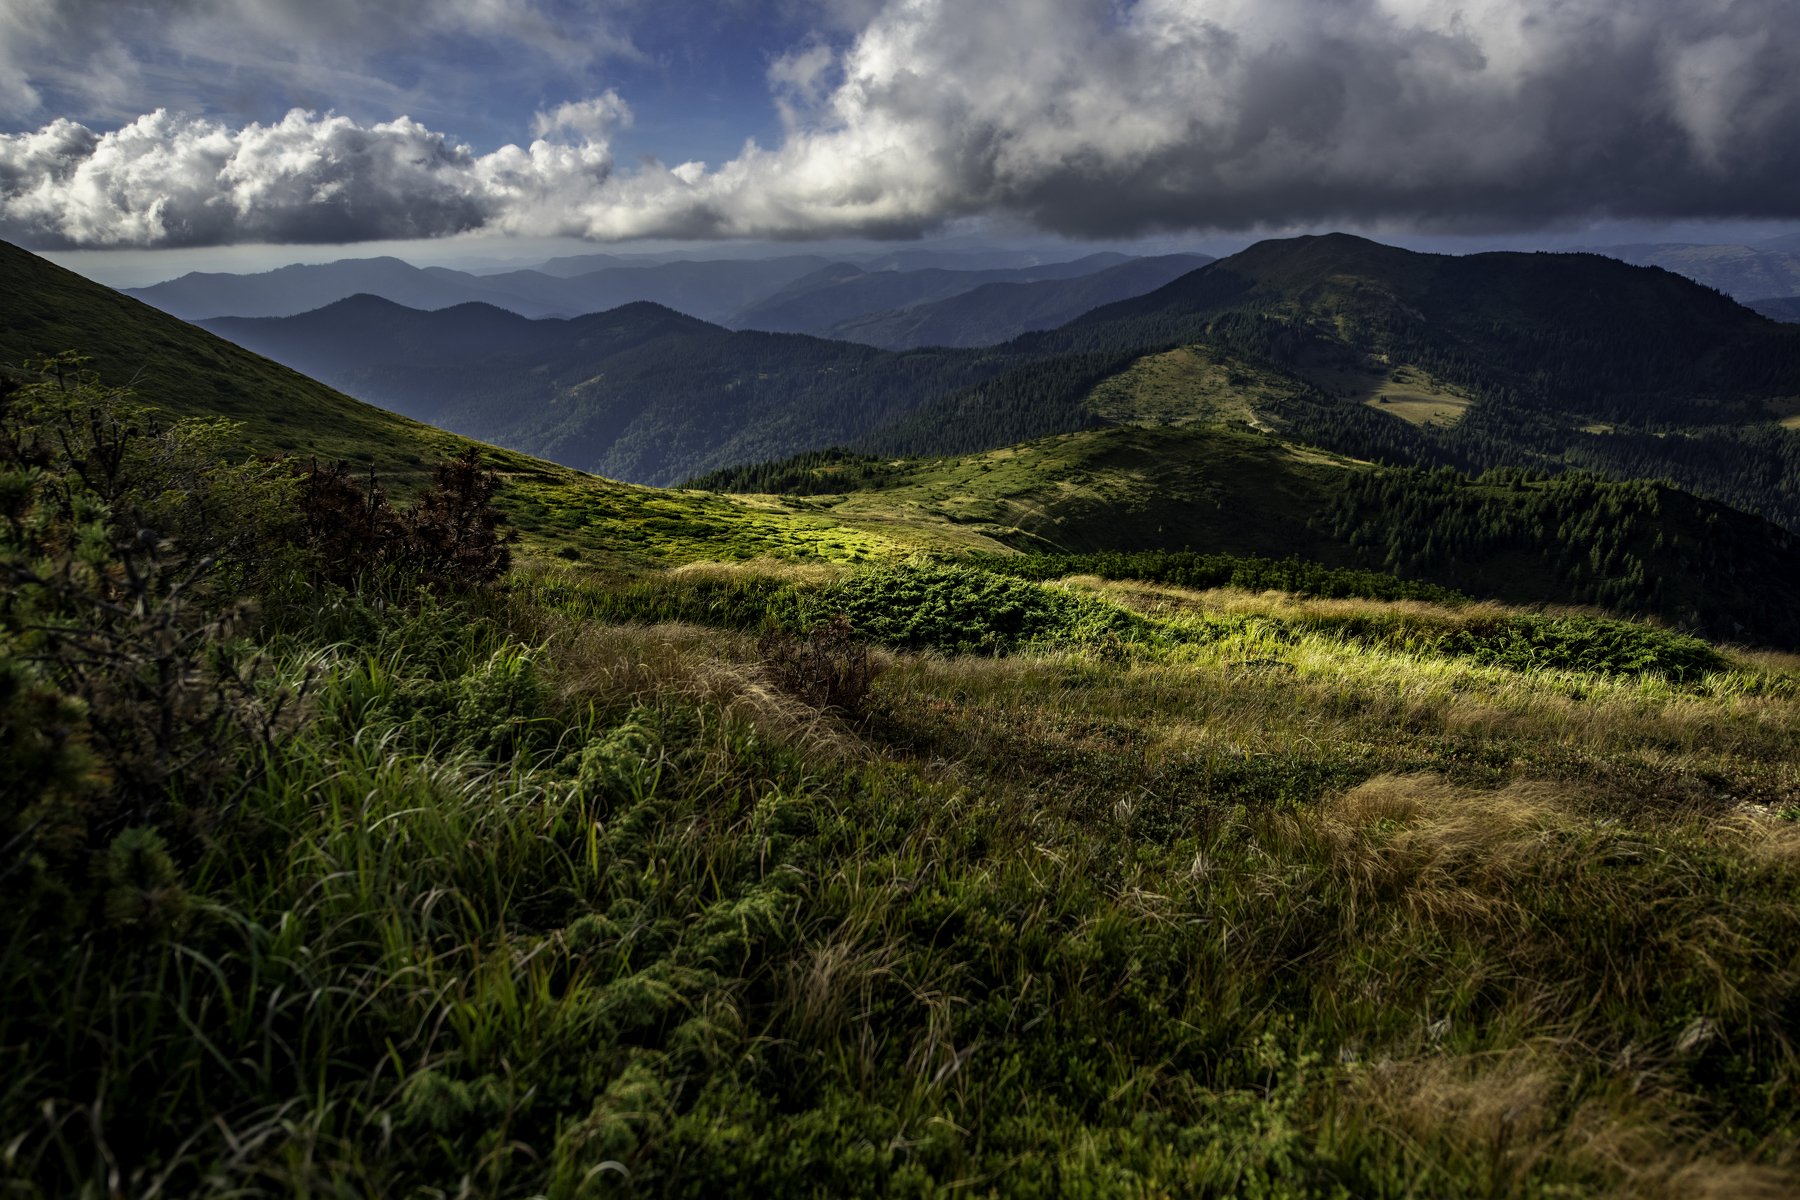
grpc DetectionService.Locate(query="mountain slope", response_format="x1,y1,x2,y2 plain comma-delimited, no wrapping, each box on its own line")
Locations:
863,234,1800,530
0,239,990,567
199,293,1026,485
822,253,1213,349
726,254,1138,335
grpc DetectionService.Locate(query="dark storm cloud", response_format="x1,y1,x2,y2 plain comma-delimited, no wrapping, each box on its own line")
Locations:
3,0,1799,246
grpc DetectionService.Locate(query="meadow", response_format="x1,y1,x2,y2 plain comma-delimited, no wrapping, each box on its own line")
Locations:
4,363,1799,1198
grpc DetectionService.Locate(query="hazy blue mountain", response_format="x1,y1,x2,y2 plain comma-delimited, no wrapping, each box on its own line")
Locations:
198,295,1022,485
1747,296,1800,322
823,253,1214,348
726,253,1139,334
126,255,839,323
123,257,538,321
1583,242,1800,300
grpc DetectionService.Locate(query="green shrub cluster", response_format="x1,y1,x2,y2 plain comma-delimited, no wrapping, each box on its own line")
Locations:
803,561,1150,655
1434,613,1725,681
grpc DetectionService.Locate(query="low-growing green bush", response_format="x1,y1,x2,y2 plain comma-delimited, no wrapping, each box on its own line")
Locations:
1436,614,1725,681
803,562,1150,655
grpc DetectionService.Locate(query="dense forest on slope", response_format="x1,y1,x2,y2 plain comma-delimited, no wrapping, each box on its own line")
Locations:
689,423,1800,648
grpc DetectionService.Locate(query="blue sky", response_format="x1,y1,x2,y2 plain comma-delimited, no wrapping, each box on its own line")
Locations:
4,1,1800,271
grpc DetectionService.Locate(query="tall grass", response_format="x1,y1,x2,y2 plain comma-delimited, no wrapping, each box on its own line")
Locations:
4,568,1798,1195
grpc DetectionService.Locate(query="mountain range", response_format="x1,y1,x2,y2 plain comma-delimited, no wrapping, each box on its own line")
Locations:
119,246,1206,341
8,234,1800,646
187,233,1800,540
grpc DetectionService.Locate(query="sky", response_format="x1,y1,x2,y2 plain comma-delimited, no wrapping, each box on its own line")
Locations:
4,0,1800,277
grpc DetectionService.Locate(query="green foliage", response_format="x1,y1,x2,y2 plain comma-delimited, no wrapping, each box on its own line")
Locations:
802,562,1150,655
1434,614,1724,681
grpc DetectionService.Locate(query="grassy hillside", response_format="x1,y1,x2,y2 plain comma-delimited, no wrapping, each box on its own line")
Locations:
7,270,1800,1196
0,239,998,570
9,529,1800,1194
696,419,1800,649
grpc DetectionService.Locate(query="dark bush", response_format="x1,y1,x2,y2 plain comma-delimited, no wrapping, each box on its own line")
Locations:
759,614,882,713
291,448,513,589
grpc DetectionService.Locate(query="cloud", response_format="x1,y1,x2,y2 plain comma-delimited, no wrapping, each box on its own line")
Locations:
0,0,640,126
1,108,543,246
5,0,1800,246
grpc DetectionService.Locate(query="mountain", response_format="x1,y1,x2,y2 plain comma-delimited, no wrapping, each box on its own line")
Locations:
843,234,1800,536
0,239,971,569
1583,241,1800,300
124,255,838,323
0,245,472,480
197,234,1800,530
200,296,1027,485
725,254,1139,334
1749,295,1800,322
824,253,1213,348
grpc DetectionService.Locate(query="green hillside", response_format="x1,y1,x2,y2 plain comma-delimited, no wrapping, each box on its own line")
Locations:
7,237,1800,1197
698,415,1800,649
0,240,990,568
866,235,1800,533
8,361,1800,1193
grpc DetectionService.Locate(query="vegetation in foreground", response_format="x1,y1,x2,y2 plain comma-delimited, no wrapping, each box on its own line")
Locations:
4,362,1800,1197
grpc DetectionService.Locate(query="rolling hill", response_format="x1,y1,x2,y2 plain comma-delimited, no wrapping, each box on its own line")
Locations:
724,253,1139,334
820,253,1213,348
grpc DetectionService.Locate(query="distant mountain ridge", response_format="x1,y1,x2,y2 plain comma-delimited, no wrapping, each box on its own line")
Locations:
1582,241,1800,301
124,255,840,323
725,254,1140,334
200,296,1027,485
823,254,1213,348
1748,296,1800,322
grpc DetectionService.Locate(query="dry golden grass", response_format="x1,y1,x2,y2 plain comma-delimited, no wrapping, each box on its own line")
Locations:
1353,1048,1800,1199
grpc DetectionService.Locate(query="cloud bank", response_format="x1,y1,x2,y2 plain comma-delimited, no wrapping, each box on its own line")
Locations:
5,0,1800,246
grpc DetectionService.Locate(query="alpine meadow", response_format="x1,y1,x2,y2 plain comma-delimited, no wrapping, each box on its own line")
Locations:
4,2,1800,1197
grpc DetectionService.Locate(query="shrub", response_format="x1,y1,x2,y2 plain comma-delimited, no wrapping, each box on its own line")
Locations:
805,562,1148,655
291,448,513,589
759,614,882,713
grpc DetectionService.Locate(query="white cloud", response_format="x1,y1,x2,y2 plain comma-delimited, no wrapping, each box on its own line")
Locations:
1,108,534,246
5,0,1800,247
